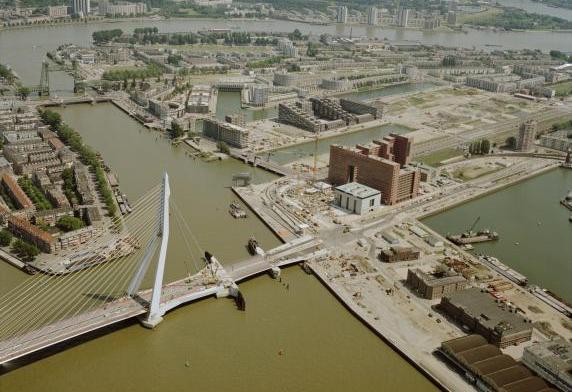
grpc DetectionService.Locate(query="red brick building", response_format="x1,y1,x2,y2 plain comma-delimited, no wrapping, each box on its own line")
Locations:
328,134,420,205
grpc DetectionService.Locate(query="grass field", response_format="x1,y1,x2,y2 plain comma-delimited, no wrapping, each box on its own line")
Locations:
458,7,503,24
418,148,464,167
550,80,572,97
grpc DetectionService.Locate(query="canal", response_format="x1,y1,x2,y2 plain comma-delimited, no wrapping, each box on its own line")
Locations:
268,123,412,165
423,168,572,303
0,103,437,392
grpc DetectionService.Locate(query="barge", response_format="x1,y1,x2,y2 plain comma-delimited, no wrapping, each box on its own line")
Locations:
447,229,499,245
478,255,528,286
529,286,572,318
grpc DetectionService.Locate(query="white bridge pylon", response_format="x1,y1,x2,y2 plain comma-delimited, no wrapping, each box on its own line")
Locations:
127,172,171,328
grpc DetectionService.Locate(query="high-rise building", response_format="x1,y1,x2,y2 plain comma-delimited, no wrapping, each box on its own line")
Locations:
367,7,378,26
397,7,409,27
336,6,348,24
447,11,457,26
517,120,537,151
328,134,420,205
71,0,90,17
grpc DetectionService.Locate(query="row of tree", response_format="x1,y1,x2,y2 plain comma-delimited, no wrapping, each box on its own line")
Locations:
102,65,163,81
39,110,117,217
468,139,491,155
92,29,123,45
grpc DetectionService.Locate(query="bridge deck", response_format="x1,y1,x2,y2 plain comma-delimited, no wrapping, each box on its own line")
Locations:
0,236,322,366
0,272,220,366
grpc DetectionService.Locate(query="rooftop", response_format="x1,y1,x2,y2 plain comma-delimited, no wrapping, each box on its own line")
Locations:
443,287,532,337
525,337,572,378
335,182,380,199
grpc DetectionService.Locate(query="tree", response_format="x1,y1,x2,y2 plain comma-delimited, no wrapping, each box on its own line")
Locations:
480,139,491,154
307,42,318,57
0,229,12,247
505,136,516,149
40,110,62,130
217,141,230,154
57,216,85,232
17,86,31,100
12,239,40,261
169,122,185,139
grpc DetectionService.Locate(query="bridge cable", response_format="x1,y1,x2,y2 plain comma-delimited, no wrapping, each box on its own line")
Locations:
0,210,158,340
0,190,161,339
0,185,161,314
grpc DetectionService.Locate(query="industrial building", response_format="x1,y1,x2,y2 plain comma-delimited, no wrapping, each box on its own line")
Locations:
406,268,468,299
439,288,533,348
328,135,420,205
379,245,420,263
439,335,558,392
522,338,572,392
517,120,537,152
202,118,250,149
333,182,381,215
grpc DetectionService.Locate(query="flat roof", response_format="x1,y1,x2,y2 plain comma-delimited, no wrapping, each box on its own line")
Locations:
443,287,532,336
335,182,380,199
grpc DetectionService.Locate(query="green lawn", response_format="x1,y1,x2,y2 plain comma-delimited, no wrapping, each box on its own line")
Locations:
417,148,463,167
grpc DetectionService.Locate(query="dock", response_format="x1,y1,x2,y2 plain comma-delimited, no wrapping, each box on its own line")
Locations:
0,248,27,271
230,151,292,177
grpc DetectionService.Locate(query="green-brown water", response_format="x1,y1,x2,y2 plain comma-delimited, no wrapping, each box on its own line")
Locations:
0,103,437,392
424,168,572,302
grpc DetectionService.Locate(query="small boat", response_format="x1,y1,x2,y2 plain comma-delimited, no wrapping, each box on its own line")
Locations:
569,216,572,222
247,237,259,256
229,202,247,218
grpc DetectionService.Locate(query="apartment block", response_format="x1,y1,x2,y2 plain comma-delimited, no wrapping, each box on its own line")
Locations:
202,118,249,148
327,135,419,205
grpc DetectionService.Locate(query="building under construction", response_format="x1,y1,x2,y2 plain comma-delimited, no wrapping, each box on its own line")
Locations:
439,335,558,392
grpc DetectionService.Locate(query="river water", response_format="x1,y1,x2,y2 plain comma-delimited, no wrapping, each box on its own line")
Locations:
0,18,571,97
497,0,572,21
424,168,572,303
0,18,569,391
0,103,437,392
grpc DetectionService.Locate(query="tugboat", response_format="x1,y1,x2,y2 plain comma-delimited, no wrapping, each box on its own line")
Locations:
229,201,247,219
247,237,259,256
560,190,572,211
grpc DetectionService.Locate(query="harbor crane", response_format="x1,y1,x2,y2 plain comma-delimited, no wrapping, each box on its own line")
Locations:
468,216,481,233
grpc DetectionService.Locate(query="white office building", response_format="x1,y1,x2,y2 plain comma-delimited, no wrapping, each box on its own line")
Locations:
334,182,381,215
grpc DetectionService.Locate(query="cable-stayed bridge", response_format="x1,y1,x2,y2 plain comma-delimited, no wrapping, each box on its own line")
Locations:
0,174,324,367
